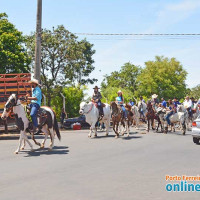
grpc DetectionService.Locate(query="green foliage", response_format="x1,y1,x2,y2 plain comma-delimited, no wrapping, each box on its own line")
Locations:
136,56,188,100
188,85,200,100
101,62,141,102
101,62,141,93
101,86,135,104
50,86,85,119
26,25,96,106
0,13,31,73
66,39,97,85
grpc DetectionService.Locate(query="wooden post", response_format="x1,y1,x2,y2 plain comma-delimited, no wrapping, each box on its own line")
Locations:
34,0,42,83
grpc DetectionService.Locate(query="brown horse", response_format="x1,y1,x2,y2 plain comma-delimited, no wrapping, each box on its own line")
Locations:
110,101,123,138
146,101,163,132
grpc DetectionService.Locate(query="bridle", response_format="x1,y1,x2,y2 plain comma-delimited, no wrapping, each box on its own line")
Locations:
5,97,21,112
81,103,94,114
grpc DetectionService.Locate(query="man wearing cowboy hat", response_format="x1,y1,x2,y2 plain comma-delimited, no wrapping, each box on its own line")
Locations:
183,96,193,118
26,78,42,132
91,86,104,119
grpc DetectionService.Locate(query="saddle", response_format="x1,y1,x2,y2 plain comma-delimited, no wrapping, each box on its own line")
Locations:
25,106,48,130
94,103,106,108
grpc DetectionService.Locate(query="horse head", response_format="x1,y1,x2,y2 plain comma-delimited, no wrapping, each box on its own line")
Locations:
1,94,18,120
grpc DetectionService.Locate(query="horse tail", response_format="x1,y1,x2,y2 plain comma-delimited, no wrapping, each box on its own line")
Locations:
53,112,61,141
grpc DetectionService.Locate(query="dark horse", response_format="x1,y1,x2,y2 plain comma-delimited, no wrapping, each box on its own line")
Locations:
146,101,163,132
110,101,123,138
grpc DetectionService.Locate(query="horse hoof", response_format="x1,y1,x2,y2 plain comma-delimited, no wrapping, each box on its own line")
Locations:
40,144,44,149
37,143,41,147
115,135,118,139
105,133,108,136
14,151,19,154
20,147,25,150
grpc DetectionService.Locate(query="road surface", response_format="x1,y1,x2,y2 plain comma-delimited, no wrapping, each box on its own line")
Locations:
0,127,200,200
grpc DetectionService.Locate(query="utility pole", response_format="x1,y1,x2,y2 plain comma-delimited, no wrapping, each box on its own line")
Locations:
34,0,42,82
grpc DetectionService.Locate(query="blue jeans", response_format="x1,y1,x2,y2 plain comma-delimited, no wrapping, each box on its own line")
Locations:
121,105,127,118
166,111,173,125
30,103,40,127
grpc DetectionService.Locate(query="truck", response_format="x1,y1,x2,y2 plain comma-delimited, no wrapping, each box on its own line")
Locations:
0,73,32,133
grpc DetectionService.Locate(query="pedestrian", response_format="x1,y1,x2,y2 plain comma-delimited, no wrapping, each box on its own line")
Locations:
60,108,67,128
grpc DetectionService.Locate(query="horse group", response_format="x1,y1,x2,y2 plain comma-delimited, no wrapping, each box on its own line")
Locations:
79,100,200,138
2,94,200,154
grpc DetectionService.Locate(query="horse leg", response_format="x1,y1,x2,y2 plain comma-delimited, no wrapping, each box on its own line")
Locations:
152,119,155,130
41,125,49,148
20,139,26,150
146,119,150,132
48,128,54,151
15,131,33,154
126,120,130,137
105,120,110,136
30,132,41,147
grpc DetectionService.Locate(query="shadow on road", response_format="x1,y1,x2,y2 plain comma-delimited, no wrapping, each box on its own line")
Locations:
24,146,69,157
122,135,143,140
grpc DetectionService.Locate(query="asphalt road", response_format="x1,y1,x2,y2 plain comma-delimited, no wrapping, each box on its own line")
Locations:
0,127,200,200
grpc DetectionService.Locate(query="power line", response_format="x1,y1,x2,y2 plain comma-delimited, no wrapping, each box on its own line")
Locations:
75,33,200,36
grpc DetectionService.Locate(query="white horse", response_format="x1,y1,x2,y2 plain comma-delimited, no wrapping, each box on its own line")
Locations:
1,94,61,154
157,108,186,135
131,105,140,129
138,101,147,121
193,103,200,121
177,104,192,130
79,102,111,137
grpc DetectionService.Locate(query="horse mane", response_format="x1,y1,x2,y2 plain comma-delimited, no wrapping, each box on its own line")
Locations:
125,104,132,111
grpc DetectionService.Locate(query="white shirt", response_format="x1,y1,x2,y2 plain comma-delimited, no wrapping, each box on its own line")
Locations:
183,99,192,108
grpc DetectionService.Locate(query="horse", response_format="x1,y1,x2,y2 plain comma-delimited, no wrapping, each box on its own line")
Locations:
110,101,123,138
131,105,140,129
79,102,111,138
146,101,163,132
157,108,186,135
177,104,191,131
138,101,147,122
193,103,200,120
1,94,61,154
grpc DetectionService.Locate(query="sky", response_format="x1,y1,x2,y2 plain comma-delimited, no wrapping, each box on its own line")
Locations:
1,0,200,96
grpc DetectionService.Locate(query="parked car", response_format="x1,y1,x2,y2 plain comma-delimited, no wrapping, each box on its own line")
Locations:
63,115,90,129
192,116,200,144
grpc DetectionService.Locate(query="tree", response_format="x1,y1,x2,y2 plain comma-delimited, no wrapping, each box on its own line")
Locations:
101,86,134,104
101,62,141,94
189,85,200,100
51,86,85,118
0,13,31,73
65,39,97,85
26,25,96,106
136,56,188,100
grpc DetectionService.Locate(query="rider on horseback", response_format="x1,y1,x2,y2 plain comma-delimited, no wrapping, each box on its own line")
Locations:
91,86,104,119
183,96,193,118
26,79,42,133
165,99,176,125
116,90,128,120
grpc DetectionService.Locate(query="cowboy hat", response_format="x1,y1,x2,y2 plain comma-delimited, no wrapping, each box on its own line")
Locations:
152,94,158,99
117,90,122,94
29,78,41,86
93,86,100,89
